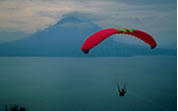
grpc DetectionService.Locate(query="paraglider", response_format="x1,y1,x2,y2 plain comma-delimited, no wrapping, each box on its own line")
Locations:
81,28,157,54
117,82,127,96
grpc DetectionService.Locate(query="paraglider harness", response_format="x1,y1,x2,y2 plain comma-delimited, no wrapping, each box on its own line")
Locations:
118,88,127,96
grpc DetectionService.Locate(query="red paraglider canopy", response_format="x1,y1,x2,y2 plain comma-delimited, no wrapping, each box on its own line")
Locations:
81,28,157,54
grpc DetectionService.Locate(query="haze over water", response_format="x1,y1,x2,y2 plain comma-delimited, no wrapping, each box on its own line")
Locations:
0,56,176,111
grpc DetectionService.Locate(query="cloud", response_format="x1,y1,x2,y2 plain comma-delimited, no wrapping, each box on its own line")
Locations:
0,0,176,48
0,0,175,32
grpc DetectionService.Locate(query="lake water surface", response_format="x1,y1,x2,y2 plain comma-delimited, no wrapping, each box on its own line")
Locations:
0,56,176,111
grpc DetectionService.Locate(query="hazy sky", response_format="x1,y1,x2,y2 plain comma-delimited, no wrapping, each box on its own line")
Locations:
0,0,176,48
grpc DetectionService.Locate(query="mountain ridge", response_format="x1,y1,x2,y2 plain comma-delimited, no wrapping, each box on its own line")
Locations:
0,14,176,57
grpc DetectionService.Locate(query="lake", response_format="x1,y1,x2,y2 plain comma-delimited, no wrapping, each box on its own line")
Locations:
0,56,176,111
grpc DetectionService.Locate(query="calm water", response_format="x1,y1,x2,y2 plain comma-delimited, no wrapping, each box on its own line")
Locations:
0,56,176,111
